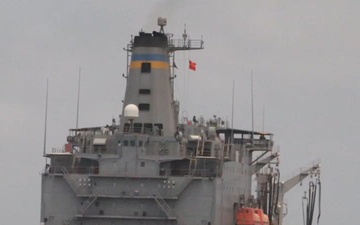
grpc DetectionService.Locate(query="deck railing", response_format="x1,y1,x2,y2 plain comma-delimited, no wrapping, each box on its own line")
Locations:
44,166,99,175
44,166,218,178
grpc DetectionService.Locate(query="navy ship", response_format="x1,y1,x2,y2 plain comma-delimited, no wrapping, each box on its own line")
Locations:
40,17,321,225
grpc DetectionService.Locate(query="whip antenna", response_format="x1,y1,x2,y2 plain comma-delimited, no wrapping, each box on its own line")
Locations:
251,71,254,141
231,79,235,144
75,67,81,134
43,79,49,156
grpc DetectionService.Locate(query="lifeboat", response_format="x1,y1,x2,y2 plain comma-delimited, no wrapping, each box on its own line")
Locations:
236,208,261,225
254,209,270,225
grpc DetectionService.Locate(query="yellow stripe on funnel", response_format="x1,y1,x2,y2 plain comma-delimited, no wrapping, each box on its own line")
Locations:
130,61,170,69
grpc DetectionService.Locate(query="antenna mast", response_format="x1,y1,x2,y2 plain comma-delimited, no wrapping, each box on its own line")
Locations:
183,24,187,45
251,71,254,141
43,79,49,156
231,79,235,144
262,105,265,132
75,67,81,134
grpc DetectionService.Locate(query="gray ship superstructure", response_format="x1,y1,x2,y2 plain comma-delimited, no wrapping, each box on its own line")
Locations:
40,18,321,225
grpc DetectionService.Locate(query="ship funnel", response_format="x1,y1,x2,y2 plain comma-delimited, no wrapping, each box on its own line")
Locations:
124,104,139,119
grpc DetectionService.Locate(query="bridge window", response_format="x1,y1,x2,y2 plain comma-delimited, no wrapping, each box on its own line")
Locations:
123,123,130,132
93,138,106,153
130,140,135,147
154,123,163,136
144,123,153,133
141,62,151,73
134,123,143,133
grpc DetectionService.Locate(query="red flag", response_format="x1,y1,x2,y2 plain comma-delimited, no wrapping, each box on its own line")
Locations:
189,60,197,71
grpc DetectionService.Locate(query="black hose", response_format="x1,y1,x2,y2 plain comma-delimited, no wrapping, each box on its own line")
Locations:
272,174,277,207
306,181,314,225
272,174,276,210
306,182,311,225
310,182,317,224
268,175,273,225
306,180,318,225
302,194,307,225
275,169,280,225
263,178,268,213
316,178,321,225
302,175,321,225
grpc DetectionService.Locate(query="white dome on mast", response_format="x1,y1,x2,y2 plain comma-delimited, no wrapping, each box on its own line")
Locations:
124,104,139,119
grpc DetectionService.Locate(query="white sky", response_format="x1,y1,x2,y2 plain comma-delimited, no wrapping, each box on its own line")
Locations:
1,0,359,224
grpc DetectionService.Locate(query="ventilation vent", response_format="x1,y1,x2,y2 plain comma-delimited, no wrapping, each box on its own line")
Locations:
138,104,150,111
139,89,151,94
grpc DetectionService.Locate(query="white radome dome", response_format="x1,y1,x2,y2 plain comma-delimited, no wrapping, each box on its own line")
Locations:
124,104,139,119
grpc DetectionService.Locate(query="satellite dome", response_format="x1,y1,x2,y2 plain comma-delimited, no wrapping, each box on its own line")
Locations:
124,104,139,119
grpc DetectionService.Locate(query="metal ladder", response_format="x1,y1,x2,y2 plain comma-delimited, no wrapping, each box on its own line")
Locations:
188,157,198,175
176,212,188,225
62,167,78,194
176,176,193,196
64,195,97,225
80,195,98,215
153,192,188,225
153,192,174,218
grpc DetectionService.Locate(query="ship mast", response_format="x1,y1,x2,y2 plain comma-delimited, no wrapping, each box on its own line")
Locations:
168,22,204,101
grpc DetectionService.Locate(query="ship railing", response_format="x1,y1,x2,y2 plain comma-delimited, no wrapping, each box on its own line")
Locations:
46,167,216,177
92,185,189,198
51,147,65,153
166,168,218,178
122,127,162,136
191,169,218,177
45,166,99,175
232,138,273,151
168,39,204,51
282,158,321,182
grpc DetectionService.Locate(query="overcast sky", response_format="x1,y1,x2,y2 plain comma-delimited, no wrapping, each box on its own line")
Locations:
1,1,359,224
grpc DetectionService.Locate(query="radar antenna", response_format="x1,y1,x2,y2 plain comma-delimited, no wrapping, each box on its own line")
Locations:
158,17,167,34
182,24,188,47
43,79,49,156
